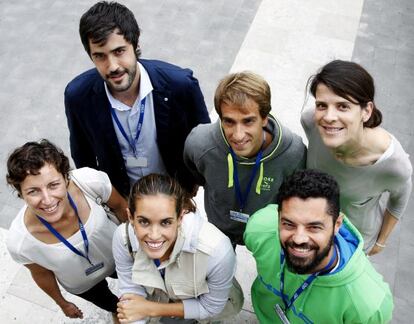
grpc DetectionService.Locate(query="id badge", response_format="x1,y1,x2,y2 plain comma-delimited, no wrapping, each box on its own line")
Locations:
85,262,104,276
274,304,291,324
125,156,148,168
229,210,249,223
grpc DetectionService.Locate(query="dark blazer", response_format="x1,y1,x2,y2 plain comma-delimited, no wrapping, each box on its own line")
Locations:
64,59,210,197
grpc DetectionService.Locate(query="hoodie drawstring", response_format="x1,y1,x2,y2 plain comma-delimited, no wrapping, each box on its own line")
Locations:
227,153,264,195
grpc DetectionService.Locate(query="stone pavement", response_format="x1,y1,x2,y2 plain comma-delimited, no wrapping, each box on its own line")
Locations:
0,0,413,323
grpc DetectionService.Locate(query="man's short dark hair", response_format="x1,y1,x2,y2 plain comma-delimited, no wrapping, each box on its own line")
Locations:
276,169,340,222
79,1,141,58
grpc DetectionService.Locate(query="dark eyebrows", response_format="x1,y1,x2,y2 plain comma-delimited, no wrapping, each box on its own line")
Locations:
307,221,325,227
315,99,351,105
242,116,256,122
280,216,293,223
280,217,325,227
135,215,175,222
111,46,126,53
222,116,234,121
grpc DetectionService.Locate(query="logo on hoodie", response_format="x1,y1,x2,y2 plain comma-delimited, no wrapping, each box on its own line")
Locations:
261,176,274,192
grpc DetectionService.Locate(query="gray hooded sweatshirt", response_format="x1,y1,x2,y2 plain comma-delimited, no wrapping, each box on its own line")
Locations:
184,116,306,244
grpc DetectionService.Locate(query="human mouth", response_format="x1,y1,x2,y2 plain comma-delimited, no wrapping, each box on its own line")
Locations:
145,241,165,250
108,70,126,82
321,126,344,135
231,140,249,151
287,244,315,258
41,203,59,214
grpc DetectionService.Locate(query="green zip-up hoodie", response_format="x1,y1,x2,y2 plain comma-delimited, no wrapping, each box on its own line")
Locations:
244,204,393,324
184,116,306,244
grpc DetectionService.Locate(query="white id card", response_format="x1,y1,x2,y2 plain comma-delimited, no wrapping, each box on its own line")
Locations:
274,304,291,324
229,210,249,223
125,156,148,168
85,262,104,276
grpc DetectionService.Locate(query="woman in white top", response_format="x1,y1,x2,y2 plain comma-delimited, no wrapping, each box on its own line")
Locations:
6,139,128,322
301,60,412,255
113,174,243,323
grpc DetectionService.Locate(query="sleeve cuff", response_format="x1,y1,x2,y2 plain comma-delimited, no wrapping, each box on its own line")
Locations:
182,299,200,319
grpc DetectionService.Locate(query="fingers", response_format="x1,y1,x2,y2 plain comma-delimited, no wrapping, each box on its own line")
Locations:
117,310,130,324
119,293,134,301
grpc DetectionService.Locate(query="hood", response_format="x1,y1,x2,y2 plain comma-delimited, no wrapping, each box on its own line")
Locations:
306,216,365,287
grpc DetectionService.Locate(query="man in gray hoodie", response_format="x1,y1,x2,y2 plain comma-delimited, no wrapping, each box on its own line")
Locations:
184,71,306,245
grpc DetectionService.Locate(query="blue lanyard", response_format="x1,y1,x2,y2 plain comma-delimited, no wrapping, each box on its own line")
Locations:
111,97,146,156
36,193,93,265
153,259,165,278
279,245,337,311
229,146,263,211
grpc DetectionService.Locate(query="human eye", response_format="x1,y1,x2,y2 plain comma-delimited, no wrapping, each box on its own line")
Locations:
308,225,323,232
161,219,173,226
222,118,234,126
315,102,326,110
92,53,104,61
26,189,38,196
281,221,295,229
137,218,149,226
244,118,255,125
337,103,350,111
49,182,61,189
114,48,125,56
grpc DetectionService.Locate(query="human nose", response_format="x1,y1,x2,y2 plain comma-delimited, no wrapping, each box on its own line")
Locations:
107,55,120,73
292,227,309,245
40,189,53,205
148,225,161,239
323,106,338,122
232,124,245,141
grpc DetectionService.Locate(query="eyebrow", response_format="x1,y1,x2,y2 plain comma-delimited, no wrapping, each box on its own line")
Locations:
307,221,325,227
315,100,350,105
280,217,325,227
135,215,175,221
111,46,126,53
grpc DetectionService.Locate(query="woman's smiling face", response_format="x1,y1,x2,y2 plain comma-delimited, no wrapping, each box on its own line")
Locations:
130,194,182,262
313,83,372,150
20,163,69,223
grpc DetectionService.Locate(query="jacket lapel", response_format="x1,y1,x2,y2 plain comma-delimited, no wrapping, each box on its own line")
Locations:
91,79,123,150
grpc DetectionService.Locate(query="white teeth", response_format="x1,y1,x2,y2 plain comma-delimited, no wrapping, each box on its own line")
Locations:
146,242,163,249
323,126,343,134
43,204,58,213
294,247,310,252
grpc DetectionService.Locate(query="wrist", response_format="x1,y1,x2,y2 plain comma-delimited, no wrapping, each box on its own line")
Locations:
56,298,70,308
147,301,158,317
375,241,386,248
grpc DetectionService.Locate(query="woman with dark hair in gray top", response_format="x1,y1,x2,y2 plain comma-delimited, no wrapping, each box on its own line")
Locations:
301,60,412,255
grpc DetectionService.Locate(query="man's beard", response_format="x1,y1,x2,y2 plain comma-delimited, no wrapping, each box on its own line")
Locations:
283,232,335,275
106,65,137,92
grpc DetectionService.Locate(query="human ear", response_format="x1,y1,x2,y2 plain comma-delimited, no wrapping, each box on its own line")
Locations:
334,214,344,234
177,209,186,226
126,208,134,222
362,102,374,122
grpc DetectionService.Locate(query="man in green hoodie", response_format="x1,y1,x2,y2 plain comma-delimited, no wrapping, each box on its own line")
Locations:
244,169,393,323
184,71,306,245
